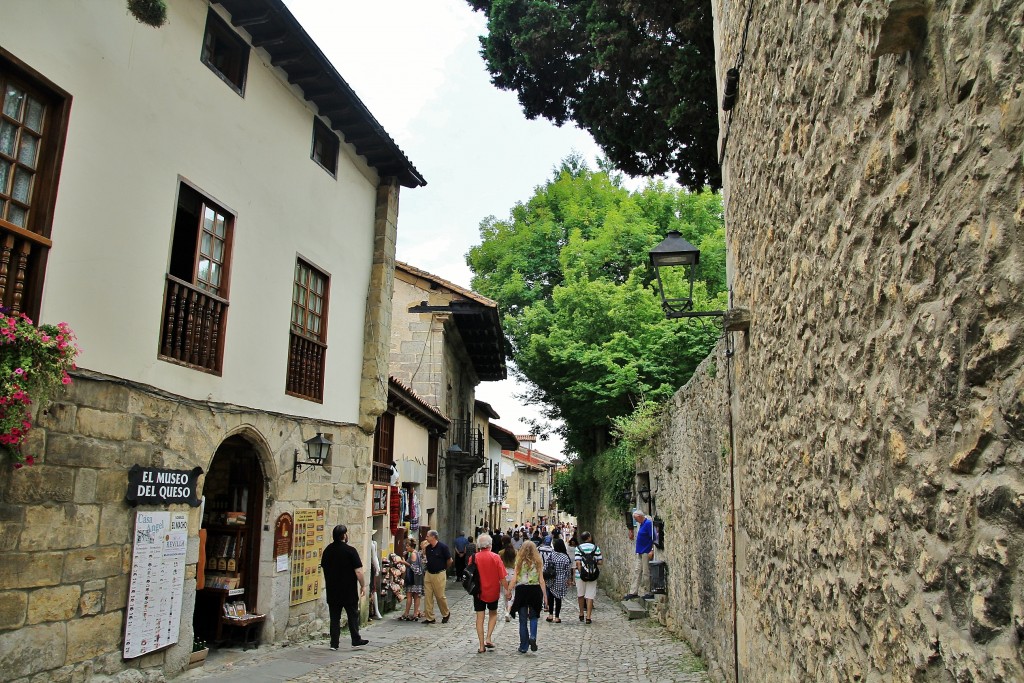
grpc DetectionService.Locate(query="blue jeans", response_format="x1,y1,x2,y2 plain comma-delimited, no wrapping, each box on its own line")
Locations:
517,605,538,650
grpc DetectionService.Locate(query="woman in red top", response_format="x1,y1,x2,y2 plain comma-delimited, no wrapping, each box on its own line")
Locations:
470,533,509,653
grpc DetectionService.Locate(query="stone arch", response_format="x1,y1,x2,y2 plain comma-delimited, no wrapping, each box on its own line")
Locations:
222,423,279,507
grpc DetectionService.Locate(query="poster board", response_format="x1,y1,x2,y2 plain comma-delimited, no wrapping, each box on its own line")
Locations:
371,485,388,515
123,511,188,659
289,508,325,605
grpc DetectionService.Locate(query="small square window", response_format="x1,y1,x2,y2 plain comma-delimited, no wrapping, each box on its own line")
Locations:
311,118,339,176
201,10,249,95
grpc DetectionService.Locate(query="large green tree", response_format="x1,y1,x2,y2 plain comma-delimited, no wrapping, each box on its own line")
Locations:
467,157,726,457
465,0,720,190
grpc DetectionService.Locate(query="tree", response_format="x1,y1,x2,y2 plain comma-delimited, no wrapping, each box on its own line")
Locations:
467,157,726,457
465,0,720,190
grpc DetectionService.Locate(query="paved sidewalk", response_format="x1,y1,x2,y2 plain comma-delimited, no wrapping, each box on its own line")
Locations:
175,582,709,683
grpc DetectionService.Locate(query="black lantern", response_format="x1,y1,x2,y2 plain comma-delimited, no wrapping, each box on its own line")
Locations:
649,559,668,595
292,432,333,481
649,231,726,320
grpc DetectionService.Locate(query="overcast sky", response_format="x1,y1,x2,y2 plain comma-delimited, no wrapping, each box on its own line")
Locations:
281,0,610,458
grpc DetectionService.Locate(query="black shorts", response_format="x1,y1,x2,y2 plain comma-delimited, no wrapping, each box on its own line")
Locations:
473,596,499,612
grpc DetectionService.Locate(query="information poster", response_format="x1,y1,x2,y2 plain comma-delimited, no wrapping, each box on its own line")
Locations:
289,508,325,605
123,511,188,659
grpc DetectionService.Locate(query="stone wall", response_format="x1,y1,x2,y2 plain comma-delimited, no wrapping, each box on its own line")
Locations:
711,0,1023,680
0,373,371,682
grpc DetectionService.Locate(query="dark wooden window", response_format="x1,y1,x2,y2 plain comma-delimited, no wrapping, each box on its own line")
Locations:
160,182,233,374
0,50,70,319
372,412,395,484
201,10,249,95
311,118,338,176
427,433,438,488
286,259,329,401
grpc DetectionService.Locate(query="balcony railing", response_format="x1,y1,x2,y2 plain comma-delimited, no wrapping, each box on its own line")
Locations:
286,331,326,402
0,221,50,316
450,419,484,459
160,275,227,374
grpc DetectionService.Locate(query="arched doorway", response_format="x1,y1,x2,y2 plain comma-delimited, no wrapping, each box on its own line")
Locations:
193,435,266,643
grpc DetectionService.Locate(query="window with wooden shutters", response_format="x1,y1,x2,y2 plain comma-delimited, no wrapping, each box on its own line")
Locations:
160,182,233,374
200,9,249,95
0,50,70,319
372,412,395,484
427,433,438,488
286,259,329,402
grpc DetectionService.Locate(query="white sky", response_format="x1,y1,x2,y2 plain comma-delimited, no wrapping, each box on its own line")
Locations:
281,0,608,459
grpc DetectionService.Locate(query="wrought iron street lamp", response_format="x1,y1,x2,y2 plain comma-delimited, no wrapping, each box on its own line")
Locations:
649,230,725,319
292,432,333,481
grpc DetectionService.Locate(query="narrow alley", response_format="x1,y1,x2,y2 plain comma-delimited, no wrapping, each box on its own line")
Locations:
176,583,709,683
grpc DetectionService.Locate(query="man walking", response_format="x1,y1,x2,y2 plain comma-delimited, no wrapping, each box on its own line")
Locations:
422,529,453,624
470,533,509,653
453,530,469,581
623,509,655,600
319,525,369,649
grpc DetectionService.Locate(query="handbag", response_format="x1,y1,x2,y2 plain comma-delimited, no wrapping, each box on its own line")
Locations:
462,559,480,596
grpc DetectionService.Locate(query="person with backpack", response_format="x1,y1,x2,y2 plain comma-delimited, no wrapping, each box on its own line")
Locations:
574,531,602,624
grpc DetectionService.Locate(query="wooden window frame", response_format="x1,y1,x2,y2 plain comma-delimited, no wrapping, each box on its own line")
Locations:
311,118,339,176
200,9,249,96
0,48,71,320
285,258,329,402
427,433,438,489
372,412,395,484
159,181,235,375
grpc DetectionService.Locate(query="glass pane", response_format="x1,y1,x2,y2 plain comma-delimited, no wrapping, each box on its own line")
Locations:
0,121,15,156
203,207,215,232
209,263,220,286
306,311,316,330
11,167,32,203
215,216,226,239
23,97,44,133
197,258,210,282
212,238,223,261
0,199,5,219
0,159,9,192
2,85,24,119
200,232,212,257
18,134,38,168
297,289,306,307
311,317,320,335
7,204,25,227
312,297,321,315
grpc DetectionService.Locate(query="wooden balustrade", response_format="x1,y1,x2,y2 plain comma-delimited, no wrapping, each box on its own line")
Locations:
161,275,228,373
285,331,325,401
0,221,50,316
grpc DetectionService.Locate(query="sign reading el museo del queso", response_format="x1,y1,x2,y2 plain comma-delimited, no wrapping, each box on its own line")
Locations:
126,465,203,507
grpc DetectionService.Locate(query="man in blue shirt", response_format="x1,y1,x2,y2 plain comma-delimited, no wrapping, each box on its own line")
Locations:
623,509,655,600
453,530,469,581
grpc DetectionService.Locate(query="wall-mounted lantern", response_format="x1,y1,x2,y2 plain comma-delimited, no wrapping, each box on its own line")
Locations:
292,432,333,481
649,231,724,319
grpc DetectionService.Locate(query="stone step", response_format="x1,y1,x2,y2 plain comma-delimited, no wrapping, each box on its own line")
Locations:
620,599,649,620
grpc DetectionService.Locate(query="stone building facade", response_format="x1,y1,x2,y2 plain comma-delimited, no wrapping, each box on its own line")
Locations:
595,1,1023,681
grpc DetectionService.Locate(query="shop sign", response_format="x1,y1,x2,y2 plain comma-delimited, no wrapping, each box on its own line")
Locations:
274,513,293,573
126,465,203,507
372,485,388,515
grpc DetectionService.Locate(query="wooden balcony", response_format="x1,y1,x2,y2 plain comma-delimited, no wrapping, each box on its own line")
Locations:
285,331,325,402
160,275,228,374
0,220,50,317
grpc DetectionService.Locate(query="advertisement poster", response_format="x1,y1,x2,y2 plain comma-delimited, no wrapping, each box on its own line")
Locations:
289,508,325,605
123,511,188,659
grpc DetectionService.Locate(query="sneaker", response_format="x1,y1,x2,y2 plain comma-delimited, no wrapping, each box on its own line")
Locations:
622,593,639,600
329,645,339,651
642,593,656,600
352,639,369,647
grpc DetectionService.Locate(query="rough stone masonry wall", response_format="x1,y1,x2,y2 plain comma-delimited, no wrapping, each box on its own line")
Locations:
593,350,735,683
0,374,370,682
711,0,1024,681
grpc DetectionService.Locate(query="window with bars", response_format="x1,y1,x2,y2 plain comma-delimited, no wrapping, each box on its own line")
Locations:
286,259,329,401
372,412,395,484
160,182,234,374
427,434,438,488
0,51,70,319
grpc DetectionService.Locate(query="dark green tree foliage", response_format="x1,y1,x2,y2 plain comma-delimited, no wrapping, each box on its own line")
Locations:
467,157,726,458
465,0,720,190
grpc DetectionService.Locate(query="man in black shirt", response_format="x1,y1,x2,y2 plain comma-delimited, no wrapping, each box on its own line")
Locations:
421,529,453,624
320,525,368,649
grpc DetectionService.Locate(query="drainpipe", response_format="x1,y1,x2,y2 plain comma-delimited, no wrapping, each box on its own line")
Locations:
724,333,740,683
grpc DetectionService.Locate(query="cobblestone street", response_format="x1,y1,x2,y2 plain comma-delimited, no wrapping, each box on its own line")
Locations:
176,583,709,683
